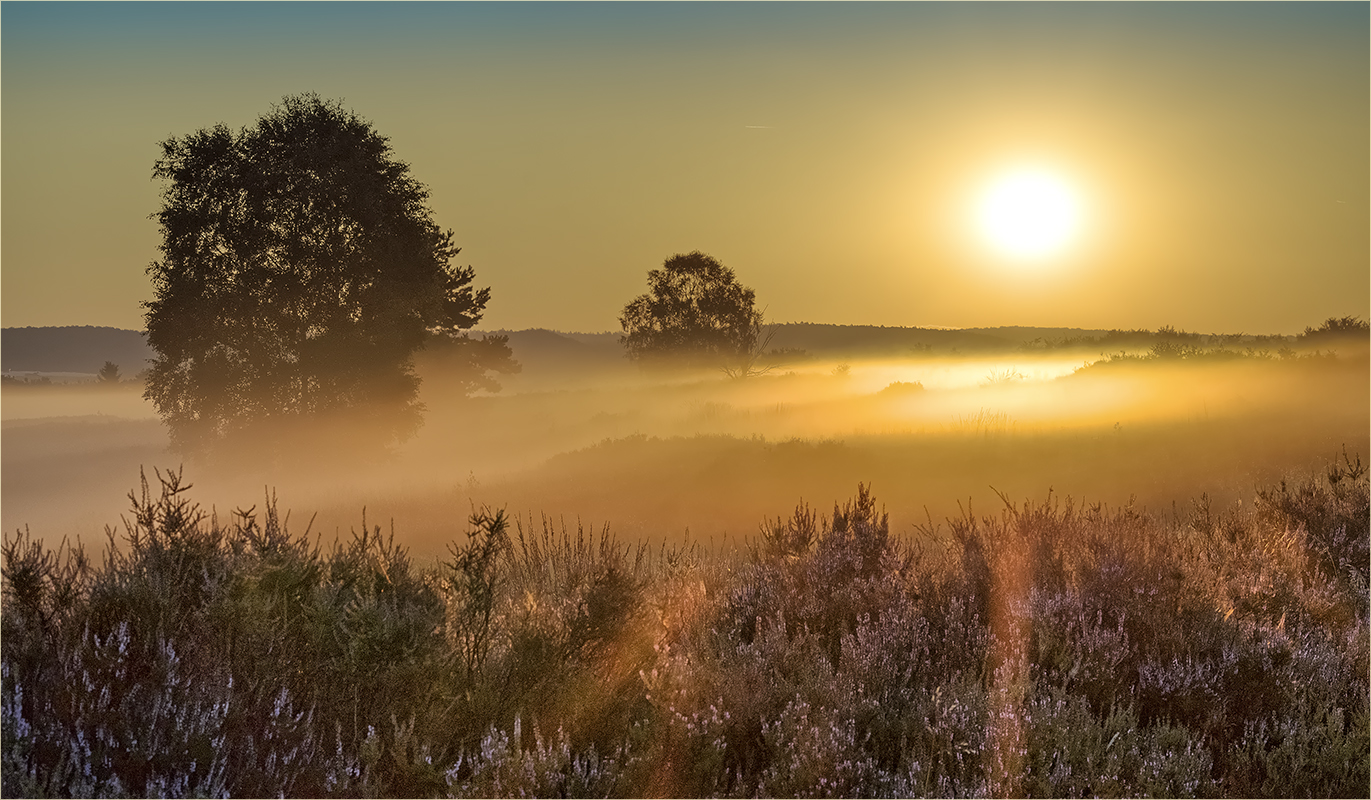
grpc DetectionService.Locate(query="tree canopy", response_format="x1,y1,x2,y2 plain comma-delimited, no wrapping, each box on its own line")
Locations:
144,93,512,457
619,251,767,374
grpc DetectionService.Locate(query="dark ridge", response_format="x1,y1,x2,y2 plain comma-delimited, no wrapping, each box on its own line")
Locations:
1,326,154,374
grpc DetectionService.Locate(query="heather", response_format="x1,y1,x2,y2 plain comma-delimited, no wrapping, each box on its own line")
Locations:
3,450,1366,798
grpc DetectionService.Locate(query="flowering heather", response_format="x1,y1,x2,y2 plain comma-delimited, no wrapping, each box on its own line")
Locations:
4,456,1368,797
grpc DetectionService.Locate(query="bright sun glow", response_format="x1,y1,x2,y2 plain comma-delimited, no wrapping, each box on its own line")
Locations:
977,169,1082,261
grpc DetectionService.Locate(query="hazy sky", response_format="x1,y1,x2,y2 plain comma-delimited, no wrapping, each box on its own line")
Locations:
3,2,1367,334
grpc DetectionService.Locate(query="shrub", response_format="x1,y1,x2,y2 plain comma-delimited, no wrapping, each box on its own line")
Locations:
1298,315,1370,346
3,459,1367,796
876,381,925,397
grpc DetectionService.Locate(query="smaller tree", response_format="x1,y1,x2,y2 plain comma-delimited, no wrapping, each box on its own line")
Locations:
96,361,122,385
619,251,771,374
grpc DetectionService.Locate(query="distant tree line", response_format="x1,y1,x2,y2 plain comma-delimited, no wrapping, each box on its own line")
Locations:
0,326,153,374
1022,316,1368,355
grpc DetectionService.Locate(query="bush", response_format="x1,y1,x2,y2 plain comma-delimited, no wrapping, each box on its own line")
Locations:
3,460,1367,796
876,381,925,397
1298,315,1370,347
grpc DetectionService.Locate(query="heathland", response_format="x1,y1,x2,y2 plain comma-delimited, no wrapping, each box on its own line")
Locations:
2,321,1367,796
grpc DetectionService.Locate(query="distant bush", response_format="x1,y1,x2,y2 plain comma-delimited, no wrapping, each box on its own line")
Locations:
877,381,925,397
4,459,1368,796
982,368,1024,385
1301,315,1369,337
0,375,53,388
96,362,122,385
1299,316,1370,351
766,347,811,365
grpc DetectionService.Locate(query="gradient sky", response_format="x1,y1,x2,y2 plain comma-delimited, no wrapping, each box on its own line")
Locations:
3,1,1367,334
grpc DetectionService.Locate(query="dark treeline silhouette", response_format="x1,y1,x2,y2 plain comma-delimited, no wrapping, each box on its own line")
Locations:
1299,315,1371,348
8,318,1366,384
0,326,153,374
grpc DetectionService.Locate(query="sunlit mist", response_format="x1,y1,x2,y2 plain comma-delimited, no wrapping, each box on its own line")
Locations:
2,2,1368,792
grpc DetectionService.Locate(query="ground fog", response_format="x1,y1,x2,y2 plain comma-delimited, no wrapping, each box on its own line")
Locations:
3,330,1365,563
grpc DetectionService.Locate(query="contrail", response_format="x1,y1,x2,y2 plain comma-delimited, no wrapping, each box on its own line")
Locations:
744,125,775,129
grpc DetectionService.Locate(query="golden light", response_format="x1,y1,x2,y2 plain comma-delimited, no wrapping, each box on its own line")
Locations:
976,168,1083,261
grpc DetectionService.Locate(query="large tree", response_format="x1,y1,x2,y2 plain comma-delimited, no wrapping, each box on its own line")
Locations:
619,251,769,374
144,94,510,457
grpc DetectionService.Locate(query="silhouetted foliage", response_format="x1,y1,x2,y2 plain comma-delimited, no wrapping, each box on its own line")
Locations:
144,93,509,457
619,251,767,373
0,326,153,374
876,380,925,397
1299,315,1370,348
0,375,52,388
445,509,510,682
415,332,521,397
96,361,121,385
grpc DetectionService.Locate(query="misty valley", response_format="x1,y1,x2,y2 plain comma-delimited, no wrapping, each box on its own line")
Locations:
5,323,1367,559
5,18,1365,789
6,2,1368,794
3,321,1367,797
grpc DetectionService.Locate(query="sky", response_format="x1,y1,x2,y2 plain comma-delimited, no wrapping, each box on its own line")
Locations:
2,1,1367,335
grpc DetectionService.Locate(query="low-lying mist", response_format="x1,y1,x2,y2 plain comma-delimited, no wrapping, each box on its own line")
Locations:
3,339,1366,563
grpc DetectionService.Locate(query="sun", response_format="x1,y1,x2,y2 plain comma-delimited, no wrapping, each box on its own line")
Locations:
976,168,1082,261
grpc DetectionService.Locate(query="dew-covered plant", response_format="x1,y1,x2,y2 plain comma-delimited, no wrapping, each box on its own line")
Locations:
3,457,1367,797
